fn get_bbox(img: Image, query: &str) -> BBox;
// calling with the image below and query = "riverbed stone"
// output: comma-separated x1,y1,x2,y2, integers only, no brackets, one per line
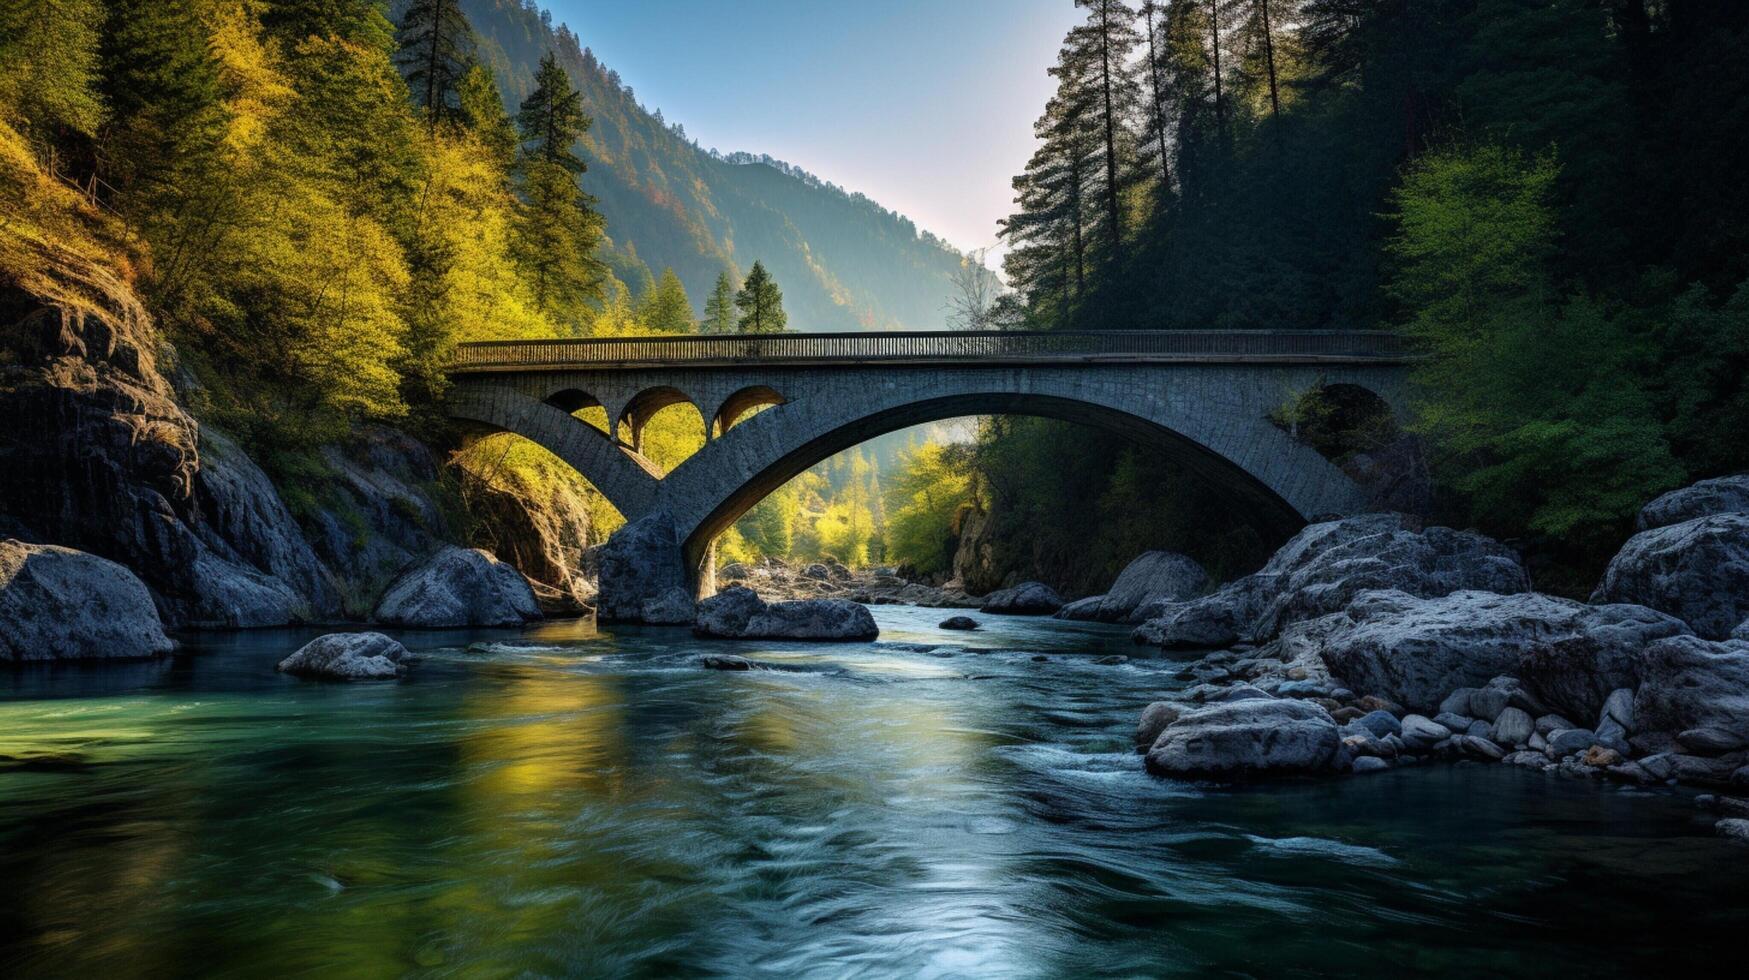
980,581,1064,615
1356,710,1401,738
1144,698,1341,779
1439,688,1475,717
276,632,407,680
640,587,696,625
372,547,541,628
1633,635,1749,750
0,541,175,661
1518,604,1692,722
1400,714,1450,748
1546,728,1597,757
1637,474,1749,531
595,512,689,623
694,586,878,641
1593,513,1749,640
1493,707,1535,747
939,616,980,631
1351,756,1390,774
1433,712,1474,733
1136,701,1183,751
1059,551,1207,623
1133,514,1529,650
1715,818,1749,844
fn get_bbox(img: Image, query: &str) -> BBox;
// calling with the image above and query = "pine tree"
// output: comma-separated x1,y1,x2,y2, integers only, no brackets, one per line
265,0,395,50
1002,56,1097,314
458,63,517,171
512,52,603,318
735,260,787,333
1138,1,1174,195
1067,0,1140,261
703,269,738,333
395,0,475,133
641,267,694,332
99,0,227,198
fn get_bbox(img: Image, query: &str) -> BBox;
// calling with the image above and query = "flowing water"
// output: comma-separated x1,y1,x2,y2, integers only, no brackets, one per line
0,607,1742,977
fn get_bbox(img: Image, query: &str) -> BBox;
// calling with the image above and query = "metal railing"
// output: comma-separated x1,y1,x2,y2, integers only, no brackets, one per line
448,329,1411,372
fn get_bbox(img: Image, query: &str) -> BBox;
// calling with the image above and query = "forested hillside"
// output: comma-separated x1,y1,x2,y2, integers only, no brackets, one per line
457,0,990,331
962,0,1749,596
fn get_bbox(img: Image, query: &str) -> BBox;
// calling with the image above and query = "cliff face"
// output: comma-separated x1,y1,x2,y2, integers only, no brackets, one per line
0,250,469,626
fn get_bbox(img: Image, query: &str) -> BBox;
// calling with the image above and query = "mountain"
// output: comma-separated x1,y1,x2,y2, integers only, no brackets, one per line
460,0,988,331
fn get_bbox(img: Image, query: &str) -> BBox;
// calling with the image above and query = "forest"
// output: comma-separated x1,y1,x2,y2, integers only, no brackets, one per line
968,0,1749,595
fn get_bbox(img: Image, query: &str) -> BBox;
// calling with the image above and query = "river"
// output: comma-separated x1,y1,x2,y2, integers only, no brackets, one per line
1,606,1743,977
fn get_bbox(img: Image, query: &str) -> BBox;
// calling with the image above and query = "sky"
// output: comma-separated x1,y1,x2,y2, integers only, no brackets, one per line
539,0,1083,258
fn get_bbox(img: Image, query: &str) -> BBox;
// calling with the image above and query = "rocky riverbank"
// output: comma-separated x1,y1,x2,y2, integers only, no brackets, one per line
1126,476,1749,839
718,557,982,608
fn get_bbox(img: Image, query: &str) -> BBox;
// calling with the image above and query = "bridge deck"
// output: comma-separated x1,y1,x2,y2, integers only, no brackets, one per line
448,330,1411,373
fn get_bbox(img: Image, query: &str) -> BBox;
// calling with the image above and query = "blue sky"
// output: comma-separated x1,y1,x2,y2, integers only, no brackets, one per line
539,0,1082,257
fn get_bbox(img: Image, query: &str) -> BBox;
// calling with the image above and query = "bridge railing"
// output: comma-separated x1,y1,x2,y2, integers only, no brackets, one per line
449,330,1411,371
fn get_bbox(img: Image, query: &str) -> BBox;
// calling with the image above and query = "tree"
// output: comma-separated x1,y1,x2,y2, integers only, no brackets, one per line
640,267,694,332
0,0,105,147
457,63,517,170
1059,0,1140,261
513,53,604,318
265,0,396,50
946,249,1000,330
735,260,787,332
1138,1,1174,194
702,269,738,333
394,0,475,133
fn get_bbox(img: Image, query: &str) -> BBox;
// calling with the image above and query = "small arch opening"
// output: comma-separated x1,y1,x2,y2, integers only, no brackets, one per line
620,394,707,475
545,388,610,435
715,385,787,436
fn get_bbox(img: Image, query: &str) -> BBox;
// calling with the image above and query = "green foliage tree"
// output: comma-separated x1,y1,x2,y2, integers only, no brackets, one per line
702,269,738,333
1387,143,1679,538
513,52,604,320
394,0,475,132
457,63,517,170
640,267,694,332
883,441,974,576
0,0,105,146
265,0,395,49
734,260,786,332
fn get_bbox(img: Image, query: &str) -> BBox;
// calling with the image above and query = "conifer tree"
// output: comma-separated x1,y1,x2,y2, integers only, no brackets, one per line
703,269,738,333
266,0,395,50
1138,1,1174,194
735,260,787,333
458,63,517,171
395,0,475,133
512,52,603,318
641,268,694,332
1062,0,1140,261
99,0,227,198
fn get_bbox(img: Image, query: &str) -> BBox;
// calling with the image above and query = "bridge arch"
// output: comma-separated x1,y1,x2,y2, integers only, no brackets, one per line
658,372,1375,576
713,385,787,436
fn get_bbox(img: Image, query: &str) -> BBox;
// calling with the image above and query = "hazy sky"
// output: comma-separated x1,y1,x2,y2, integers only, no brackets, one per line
540,0,1082,257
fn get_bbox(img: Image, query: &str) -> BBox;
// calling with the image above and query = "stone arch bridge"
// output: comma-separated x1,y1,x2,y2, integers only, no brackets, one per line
445,330,1411,615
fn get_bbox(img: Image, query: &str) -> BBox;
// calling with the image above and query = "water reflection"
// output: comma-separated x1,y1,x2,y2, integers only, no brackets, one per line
0,607,1744,976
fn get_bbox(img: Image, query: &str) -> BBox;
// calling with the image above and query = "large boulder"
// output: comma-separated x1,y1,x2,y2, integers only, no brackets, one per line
980,581,1064,615
594,512,689,622
1636,475,1749,531
1,541,176,660
1056,551,1207,623
277,632,408,680
1594,514,1749,640
194,428,340,621
1634,635,1749,749
640,586,696,625
694,586,878,640
1144,698,1341,779
1315,590,1583,714
1134,514,1527,649
1517,603,1691,722
372,547,541,628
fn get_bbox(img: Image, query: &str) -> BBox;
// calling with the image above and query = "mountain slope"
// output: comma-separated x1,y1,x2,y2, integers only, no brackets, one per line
462,0,985,331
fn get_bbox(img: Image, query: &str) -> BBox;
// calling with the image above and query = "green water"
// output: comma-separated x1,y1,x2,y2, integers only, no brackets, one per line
0,607,1741,977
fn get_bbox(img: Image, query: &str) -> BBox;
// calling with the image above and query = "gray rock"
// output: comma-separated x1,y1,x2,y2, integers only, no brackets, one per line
1493,707,1535,747
1136,701,1183,751
595,512,689,623
1593,514,1749,640
700,654,755,671
185,547,311,629
1528,731,1549,753
1356,710,1401,739
1546,728,1597,757
1678,728,1748,754
1737,619,1749,642
195,428,340,620
1535,714,1577,736
980,581,1064,615
1715,818,1749,844
276,632,407,680
1433,712,1475,733
1132,515,1528,651
1637,475,1749,531
1400,714,1450,748
1439,688,1476,717
1504,750,1550,768
1212,683,1274,703
1059,551,1207,623
372,547,541,628
1315,590,1575,713
1634,634,1749,749
1519,604,1691,722
694,586,878,641
1465,720,1494,739
1351,756,1390,774
1144,698,1341,779
0,541,175,661
640,587,696,625
1468,676,1546,722
938,616,980,631
1601,688,1635,731
1455,734,1506,760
